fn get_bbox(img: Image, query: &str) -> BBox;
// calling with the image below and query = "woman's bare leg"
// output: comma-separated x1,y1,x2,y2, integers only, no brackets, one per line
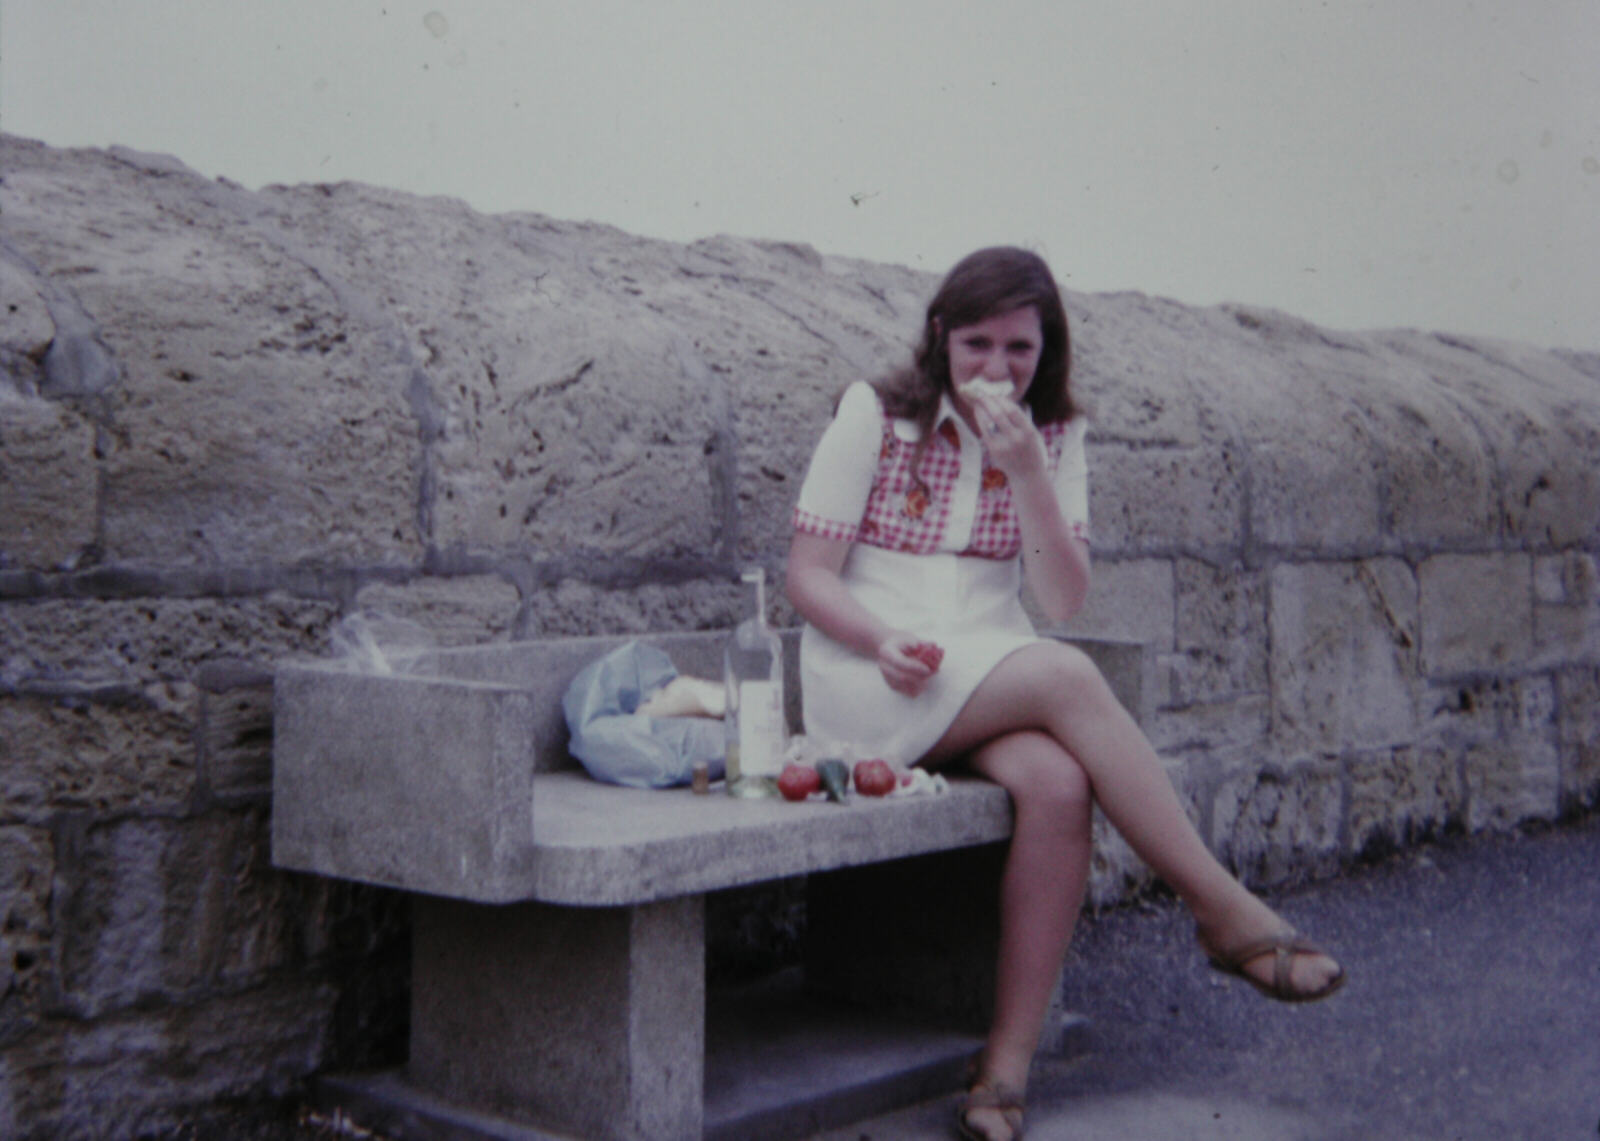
955,730,1093,1141
927,641,1341,995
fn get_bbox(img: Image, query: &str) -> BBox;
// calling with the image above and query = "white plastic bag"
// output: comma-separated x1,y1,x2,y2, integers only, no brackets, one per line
561,641,726,789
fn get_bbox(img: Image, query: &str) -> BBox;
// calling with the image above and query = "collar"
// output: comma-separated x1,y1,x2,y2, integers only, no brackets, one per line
891,394,969,443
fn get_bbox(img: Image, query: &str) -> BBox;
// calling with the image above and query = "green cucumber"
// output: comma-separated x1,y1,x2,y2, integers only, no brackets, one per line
816,759,850,803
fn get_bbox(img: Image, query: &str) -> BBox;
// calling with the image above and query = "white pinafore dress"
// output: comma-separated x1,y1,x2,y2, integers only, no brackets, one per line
791,381,1090,764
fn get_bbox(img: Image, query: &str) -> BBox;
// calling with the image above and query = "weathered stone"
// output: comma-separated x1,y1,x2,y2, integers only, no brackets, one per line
0,687,197,822
4,132,1598,588
1419,673,1562,829
1381,333,1600,549
0,977,335,1140
1087,443,1245,556
521,576,744,638
198,682,274,799
1531,553,1600,666
0,826,54,1044
53,809,305,1017
1170,558,1268,703
53,816,168,1016
1,142,426,567
435,333,725,559
0,388,100,573
1556,666,1600,747
1505,674,1558,734
1249,434,1385,554
1211,758,1343,887
353,575,521,647
1533,551,1597,604
1462,738,1560,830
1562,739,1600,812
0,595,338,685
734,371,845,565
1183,307,1397,555
1054,557,1174,649
1269,559,1420,753
1151,694,1271,753
1345,747,1464,858
1068,293,1207,448
1534,598,1600,667
1418,553,1535,677
1556,666,1600,810
158,808,315,989
1421,677,1506,751
1418,674,1560,824
0,251,56,363
1357,376,1498,549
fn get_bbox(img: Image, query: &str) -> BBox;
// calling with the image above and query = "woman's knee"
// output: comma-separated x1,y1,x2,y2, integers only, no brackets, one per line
1024,641,1117,716
977,730,1092,817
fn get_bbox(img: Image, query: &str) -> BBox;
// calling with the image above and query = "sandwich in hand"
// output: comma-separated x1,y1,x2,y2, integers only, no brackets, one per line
957,376,1015,402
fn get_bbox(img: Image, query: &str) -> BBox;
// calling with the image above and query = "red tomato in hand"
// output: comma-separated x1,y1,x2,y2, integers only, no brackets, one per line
853,759,898,798
908,641,944,672
778,763,821,802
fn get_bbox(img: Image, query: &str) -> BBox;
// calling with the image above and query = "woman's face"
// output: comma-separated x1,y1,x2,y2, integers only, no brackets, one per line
944,305,1044,403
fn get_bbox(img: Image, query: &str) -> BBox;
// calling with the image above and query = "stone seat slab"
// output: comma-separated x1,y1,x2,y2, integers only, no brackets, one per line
527,769,1012,906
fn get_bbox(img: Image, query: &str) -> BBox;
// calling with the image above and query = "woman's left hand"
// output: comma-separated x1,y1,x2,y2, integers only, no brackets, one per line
971,393,1047,482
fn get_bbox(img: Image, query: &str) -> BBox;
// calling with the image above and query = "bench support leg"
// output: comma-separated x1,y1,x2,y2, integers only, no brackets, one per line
410,894,705,1141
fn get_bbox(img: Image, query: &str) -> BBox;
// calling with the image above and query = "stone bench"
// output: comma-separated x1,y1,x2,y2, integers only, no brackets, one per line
271,629,1151,1141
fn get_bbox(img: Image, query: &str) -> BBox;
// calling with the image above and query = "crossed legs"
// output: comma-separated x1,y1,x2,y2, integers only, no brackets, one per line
925,642,1341,1138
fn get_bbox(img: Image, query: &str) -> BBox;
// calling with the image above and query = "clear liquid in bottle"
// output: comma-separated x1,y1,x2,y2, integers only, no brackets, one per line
724,567,786,798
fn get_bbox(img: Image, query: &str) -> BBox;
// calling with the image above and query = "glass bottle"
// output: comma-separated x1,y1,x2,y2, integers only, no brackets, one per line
724,567,786,798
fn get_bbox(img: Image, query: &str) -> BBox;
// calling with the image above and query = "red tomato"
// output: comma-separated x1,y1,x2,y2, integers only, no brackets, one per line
853,759,897,798
908,641,944,672
778,763,821,802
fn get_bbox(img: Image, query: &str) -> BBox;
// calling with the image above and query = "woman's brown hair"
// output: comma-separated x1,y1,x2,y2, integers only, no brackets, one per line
872,246,1077,485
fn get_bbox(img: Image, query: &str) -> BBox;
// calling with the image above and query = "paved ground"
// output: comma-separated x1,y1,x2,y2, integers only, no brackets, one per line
810,815,1600,1141
215,815,1598,1141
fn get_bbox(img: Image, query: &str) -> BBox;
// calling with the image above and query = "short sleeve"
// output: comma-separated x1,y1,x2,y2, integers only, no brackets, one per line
792,382,883,543
1052,417,1091,544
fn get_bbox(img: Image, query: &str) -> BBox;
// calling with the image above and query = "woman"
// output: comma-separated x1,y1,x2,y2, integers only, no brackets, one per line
786,247,1343,1141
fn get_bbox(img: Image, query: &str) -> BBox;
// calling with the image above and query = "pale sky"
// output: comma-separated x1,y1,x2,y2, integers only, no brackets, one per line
3,1,1597,349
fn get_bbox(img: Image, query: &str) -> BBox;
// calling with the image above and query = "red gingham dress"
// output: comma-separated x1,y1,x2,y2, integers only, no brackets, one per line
791,381,1090,763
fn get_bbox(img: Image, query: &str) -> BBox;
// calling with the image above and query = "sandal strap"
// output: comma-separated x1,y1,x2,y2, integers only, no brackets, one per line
1217,931,1329,997
1204,928,1315,964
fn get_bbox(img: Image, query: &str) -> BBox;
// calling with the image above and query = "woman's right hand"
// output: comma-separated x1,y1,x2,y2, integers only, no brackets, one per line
877,630,937,696
789,533,935,695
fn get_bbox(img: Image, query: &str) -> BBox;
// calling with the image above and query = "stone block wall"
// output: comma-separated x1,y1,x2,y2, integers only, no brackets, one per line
2,134,1598,1136
1050,305,1600,901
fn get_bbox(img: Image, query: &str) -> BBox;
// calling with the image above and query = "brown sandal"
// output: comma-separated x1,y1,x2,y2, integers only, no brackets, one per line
1197,926,1346,1003
957,1075,1026,1141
